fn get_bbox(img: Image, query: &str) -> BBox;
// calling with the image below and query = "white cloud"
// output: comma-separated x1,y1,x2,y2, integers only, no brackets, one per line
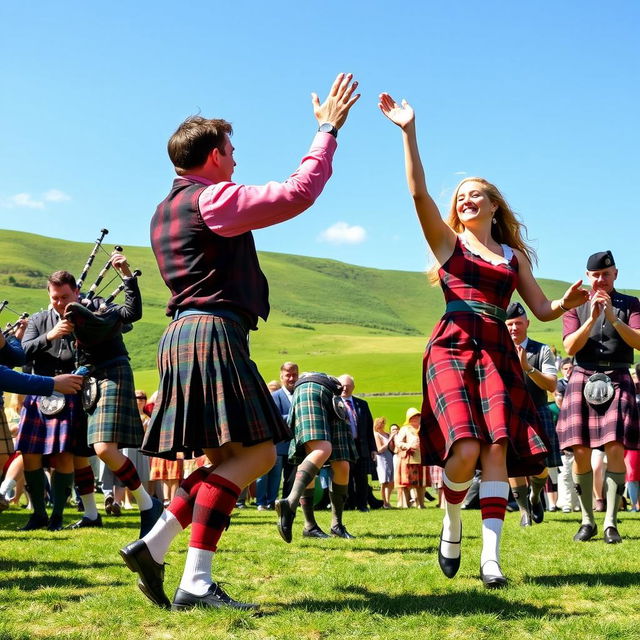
43,189,71,203
6,193,45,209
454,171,467,176
318,221,367,245
1,188,71,209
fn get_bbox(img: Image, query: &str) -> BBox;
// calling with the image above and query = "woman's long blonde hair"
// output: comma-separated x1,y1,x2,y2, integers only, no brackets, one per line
373,417,387,433
427,177,537,284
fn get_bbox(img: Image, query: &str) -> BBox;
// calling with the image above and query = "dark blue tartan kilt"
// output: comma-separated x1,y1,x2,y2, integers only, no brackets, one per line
141,314,291,460
537,404,562,468
288,382,358,464
85,360,143,448
15,393,92,456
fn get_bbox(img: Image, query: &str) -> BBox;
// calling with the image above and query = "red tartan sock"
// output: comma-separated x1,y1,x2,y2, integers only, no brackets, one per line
479,480,509,570
168,466,212,528
190,474,240,552
479,496,508,521
442,482,470,505
112,457,141,491
74,465,95,496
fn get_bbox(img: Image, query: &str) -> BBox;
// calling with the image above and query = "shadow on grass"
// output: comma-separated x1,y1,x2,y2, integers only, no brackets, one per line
530,571,640,587
286,585,575,619
0,559,116,572
310,545,438,555
0,573,126,591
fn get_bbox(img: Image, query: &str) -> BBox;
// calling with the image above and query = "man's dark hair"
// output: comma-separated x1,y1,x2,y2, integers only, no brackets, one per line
168,116,233,171
560,357,573,368
47,270,77,290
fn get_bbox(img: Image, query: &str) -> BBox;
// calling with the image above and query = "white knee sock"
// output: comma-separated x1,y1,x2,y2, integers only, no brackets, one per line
441,473,473,559
131,484,153,511
179,547,214,596
479,480,509,577
142,509,184,564
80,492,98,520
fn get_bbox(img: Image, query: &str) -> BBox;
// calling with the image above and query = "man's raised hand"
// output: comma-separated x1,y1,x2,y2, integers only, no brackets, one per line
312,73,360,130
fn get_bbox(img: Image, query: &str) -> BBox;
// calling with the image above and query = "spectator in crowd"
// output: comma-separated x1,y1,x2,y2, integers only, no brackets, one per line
373,417,394,509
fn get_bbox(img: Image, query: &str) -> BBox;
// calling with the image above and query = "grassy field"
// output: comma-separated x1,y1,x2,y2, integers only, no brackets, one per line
3,228,630,398
1,497,639,639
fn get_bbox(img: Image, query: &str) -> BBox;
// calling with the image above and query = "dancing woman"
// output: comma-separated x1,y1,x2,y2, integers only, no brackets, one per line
379,93,588,588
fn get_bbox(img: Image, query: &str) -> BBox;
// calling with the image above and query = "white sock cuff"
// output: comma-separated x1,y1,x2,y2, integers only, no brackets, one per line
479,480,509,500
442,473,473,492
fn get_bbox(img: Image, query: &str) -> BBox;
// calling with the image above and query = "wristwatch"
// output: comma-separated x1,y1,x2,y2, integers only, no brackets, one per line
318,122,338,138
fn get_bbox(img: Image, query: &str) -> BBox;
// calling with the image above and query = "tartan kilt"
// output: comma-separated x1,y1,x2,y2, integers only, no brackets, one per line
15,393,91,456
86,361,143,448
149,456,184,481
288,381,358,464
420,313,549,477
556,366,639,450
538,404,563,468
142,314,290,459
0,411,13,456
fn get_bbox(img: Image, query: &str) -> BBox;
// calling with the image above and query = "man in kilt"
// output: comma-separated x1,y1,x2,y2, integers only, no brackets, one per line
62,256,163,537
0,322,84,516
557,251,640,543
119,73,360,612
15,271,98,530
276,373,358,541
505,302,561,527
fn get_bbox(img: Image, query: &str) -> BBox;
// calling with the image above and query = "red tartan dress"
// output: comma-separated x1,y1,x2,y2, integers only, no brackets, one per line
420,237,549,477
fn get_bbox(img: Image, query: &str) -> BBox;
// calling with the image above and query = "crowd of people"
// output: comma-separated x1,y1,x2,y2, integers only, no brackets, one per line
1,73,639,612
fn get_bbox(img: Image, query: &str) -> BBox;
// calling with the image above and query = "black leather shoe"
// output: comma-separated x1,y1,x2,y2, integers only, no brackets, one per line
520,510,532,527
573,523,598,542
47,514,64,531
438,525,462,578
330,524,355,539
19,513,49,531
480,562,508,589
530,497,544,524
139,497,164,538
119,539,171,609
66,514,103,529
604,526,622,544
275,499,295,543
171,583,258,611
302,525,329,539
357,506,370,513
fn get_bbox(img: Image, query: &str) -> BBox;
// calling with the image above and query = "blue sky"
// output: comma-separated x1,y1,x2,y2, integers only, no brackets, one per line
1,1,638,287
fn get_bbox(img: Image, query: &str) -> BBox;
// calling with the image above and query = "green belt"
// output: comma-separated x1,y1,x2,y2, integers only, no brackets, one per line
445,300,507,322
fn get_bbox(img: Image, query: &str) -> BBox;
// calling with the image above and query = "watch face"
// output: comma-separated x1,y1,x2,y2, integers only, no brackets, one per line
319,123,337,135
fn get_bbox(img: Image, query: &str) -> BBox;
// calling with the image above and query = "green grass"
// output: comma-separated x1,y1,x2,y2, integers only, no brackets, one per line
1,499,639,639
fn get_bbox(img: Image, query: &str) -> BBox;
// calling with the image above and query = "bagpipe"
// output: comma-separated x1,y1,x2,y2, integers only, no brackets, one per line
38,229,142,416
0,301,29,338
64,228,142,348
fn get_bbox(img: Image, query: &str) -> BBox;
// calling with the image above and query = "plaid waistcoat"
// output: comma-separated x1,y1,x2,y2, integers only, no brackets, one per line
151,178,269,327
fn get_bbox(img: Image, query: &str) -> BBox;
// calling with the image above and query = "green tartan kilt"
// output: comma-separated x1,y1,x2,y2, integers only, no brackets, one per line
288,381,357,463
86,360,143,447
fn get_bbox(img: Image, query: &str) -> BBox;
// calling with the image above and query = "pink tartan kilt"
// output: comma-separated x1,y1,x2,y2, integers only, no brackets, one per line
397,458,430,487
556,366,639,450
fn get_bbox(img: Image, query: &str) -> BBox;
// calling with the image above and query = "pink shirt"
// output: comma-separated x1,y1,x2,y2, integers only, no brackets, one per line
183,132,337,238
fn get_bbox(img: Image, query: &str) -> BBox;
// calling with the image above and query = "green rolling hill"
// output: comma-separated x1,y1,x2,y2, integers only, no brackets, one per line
1,230,633,424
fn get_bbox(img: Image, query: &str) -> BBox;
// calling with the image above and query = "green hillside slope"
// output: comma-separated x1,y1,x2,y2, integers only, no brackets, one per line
2,229,635,416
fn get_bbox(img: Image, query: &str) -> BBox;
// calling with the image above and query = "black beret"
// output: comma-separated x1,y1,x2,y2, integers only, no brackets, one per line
506,301,527,319
586,251,615,271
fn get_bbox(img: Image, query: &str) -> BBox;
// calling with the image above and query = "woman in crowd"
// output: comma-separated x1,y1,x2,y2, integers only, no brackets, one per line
373,417,394,508
394,408,429,508
379,92,587,587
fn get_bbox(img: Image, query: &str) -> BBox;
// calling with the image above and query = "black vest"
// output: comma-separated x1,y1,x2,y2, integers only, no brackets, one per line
573,290,636,365
151,178,269,328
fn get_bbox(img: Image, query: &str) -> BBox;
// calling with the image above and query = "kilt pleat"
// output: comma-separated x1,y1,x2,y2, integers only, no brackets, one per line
556,366,639,450
288,381,357,463
86,361,143,447
16,393,90,456
0,411,14,456
538,404,563,468
142,315,290,459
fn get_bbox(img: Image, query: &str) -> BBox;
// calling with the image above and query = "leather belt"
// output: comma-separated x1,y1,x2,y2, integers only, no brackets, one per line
576,361,631,371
